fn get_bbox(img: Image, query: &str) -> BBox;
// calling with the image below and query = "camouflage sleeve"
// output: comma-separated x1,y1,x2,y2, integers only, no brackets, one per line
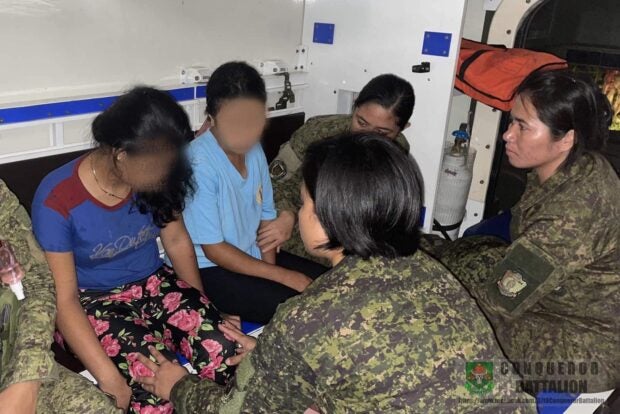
237,323,316,413
169,374,227,414
477,213,583,320
38,365,121,414
269,121,313,215
0,180,58,387
270,116,342,215
272,168,303,214
435,236,509,294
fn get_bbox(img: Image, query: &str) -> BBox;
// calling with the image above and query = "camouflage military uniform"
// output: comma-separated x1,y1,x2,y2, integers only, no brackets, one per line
269,115,410,264
171,251,536,413
0,179,120,413
438,152,620,392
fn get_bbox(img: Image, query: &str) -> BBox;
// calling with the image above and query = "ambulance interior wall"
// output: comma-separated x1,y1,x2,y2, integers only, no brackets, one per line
0,0,304,156
1,0,489,233
0,0,303,105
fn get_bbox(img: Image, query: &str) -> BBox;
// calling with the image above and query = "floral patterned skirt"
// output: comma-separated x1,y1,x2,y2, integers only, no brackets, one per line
56,266,237,414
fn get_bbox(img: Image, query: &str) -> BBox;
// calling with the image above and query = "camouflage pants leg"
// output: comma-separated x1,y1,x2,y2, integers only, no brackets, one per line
36,365,122,414
435,235,509,294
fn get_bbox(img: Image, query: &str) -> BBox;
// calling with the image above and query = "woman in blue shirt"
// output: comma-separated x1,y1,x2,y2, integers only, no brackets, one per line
184,62,326,324
32,87,236,414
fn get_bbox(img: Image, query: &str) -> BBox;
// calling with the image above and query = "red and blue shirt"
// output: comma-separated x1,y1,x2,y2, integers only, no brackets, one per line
32,156,162,291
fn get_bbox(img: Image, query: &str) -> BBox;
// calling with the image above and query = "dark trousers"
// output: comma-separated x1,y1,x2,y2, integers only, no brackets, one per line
200,251,328,324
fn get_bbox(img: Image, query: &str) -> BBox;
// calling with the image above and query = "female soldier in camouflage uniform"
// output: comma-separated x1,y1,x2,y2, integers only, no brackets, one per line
0,179,120,414
135,133,536,413
260,74,415,263
436,70,620,393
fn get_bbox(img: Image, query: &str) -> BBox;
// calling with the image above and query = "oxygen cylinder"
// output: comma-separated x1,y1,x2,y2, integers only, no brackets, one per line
433,127,476,240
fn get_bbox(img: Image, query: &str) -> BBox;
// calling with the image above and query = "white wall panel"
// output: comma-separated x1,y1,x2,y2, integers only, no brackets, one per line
301,0,469,231
0,0,304,105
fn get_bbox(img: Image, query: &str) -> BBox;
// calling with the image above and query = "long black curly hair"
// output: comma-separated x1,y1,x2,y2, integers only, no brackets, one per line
91,86,195,227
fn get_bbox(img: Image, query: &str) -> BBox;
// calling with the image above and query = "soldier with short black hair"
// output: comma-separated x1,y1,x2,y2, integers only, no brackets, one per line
135,133,536,413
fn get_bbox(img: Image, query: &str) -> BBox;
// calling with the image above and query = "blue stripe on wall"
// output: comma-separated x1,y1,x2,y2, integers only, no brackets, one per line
0,86,207,126
167,87,196,102
196,85,207,99
0,96,118,125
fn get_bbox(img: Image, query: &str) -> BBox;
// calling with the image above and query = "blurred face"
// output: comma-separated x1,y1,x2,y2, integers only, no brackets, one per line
351,102,402,139
210,98,267,154
299,184,331,260
115,145,178,192
503,95,574,182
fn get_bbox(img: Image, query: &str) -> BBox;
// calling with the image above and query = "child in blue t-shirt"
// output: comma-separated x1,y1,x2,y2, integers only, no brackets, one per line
32,87,236,414
184,62,326,324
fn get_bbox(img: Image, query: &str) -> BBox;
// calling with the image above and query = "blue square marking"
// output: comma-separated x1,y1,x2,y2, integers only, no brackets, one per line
422,32,453,57
313,22,335,45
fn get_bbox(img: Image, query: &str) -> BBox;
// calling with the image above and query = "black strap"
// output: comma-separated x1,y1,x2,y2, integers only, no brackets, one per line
433,219,463,241
456,61,567,106
458,49,492,80
462,38,507,49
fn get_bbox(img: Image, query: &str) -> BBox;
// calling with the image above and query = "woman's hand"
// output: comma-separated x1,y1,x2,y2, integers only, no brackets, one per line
0,381,40,414
99,374,132,411
136,346,189,402
221,313,242,330
258,211,295,253
218,320,257,366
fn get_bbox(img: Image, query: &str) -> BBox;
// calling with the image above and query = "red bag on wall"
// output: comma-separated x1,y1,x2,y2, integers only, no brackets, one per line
455,39,568,111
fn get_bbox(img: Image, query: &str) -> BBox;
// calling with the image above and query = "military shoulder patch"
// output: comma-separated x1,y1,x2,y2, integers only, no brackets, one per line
269,159,287,180
269,142,302,182
485,240,557,317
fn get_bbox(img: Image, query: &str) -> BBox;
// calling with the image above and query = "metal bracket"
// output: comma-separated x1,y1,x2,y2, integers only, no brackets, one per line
294,44,308,71
274,72,296,110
